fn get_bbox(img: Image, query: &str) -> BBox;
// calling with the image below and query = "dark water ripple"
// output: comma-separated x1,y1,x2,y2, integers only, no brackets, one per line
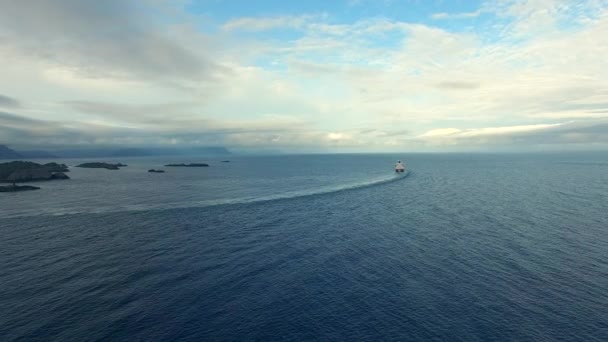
1,153,608,341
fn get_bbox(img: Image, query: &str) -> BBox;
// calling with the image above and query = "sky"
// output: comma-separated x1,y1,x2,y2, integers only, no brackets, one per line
0,0,607,152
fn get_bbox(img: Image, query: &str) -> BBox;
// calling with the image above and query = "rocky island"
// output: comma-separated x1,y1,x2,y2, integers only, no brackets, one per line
165,163,209,167
0,185,41,192
148,169,165,173
0,161,70,192
75,162,127,170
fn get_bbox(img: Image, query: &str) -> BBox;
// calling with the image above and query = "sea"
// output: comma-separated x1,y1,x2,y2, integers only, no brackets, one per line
1,153,607,341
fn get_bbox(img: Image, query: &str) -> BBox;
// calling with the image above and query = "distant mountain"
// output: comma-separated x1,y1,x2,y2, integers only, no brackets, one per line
110,148,155,157
0,145,57,159
0,145,231,159
172,147,232,156
0,145,23,159
51,146,232,158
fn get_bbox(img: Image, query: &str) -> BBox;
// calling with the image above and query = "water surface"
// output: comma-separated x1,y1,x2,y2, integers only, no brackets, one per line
1,153,607,341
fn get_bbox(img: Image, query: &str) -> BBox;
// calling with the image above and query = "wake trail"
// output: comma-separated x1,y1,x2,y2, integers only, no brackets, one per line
2,171,411,218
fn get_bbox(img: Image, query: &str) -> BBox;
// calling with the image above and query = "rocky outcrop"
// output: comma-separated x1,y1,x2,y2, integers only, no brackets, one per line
5,169,53,182
165,163,209,167
41,162,69,172
0,161,70,183
75,162,127,170
51,172,70,179
0,185,40,192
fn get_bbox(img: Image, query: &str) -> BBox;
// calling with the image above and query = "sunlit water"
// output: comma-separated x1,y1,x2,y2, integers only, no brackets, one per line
1,153,607,341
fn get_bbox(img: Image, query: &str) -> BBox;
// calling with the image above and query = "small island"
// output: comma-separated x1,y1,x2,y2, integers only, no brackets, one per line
148,169,165,173
1,161,70,183
1,161,70,192
165,163,209,167
0,185,41,192
75,162,127,170
221,160,230,163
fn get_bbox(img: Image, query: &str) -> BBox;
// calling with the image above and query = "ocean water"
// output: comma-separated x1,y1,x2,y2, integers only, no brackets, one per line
1,153,607,341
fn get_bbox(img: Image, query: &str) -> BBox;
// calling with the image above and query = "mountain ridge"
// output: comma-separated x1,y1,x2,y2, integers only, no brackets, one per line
0,145,23,159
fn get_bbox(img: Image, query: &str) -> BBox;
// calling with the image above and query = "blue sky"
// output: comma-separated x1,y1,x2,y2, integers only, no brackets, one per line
0,0,607,152
186,0,483,23
190,0,396,20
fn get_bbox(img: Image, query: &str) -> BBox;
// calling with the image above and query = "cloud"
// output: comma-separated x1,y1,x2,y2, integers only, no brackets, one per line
431,10,483,20
0,111,42,126
3,107,608,151
0,111,137,145
420,128,462,137
222,14,321,31
1,0,608,152
63,101,198,125
0,94,20,108
427,123,566,138
222,15,406,37
0,0,228,87
0,109,320,149
415,120,608,149
435,81,480,90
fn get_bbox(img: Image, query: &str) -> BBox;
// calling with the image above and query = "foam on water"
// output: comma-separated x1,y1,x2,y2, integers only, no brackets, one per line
1,170,409,218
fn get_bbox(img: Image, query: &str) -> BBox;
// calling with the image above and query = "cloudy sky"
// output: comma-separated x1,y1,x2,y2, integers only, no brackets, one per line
1,0,607,152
